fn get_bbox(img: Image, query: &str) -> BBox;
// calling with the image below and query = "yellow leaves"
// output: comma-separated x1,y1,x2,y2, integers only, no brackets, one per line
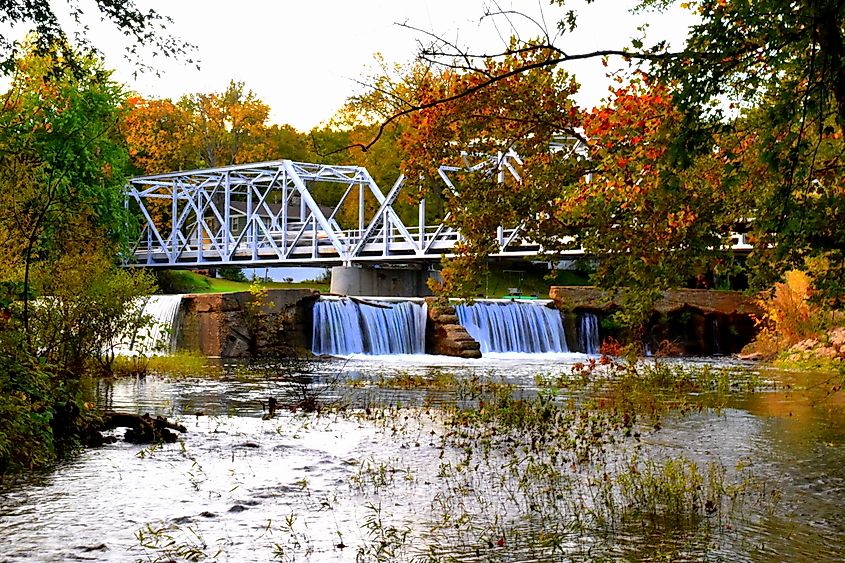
752,269,820,353
667,208,697,230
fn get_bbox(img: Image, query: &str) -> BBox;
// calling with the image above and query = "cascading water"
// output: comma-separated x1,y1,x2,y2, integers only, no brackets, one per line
578,312,600,355
113,295,183,356
311,298,428,355
455,301,568,353
711,317,723,355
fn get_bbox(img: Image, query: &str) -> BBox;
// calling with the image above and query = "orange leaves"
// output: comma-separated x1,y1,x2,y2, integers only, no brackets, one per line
123,97,193,174
666,208,697,230
401,50,582,187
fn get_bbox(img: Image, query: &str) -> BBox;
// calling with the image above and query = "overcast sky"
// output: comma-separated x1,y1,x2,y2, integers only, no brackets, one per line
70,1,695,131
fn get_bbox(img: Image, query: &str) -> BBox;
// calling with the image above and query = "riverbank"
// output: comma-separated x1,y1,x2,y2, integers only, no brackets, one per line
155,270,331,295
766,326,845,373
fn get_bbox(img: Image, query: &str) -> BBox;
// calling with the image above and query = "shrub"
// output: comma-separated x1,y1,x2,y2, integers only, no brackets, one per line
746,269,828,357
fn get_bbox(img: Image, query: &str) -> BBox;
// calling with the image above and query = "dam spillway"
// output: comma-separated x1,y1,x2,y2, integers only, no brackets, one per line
311,297,428,355
455,301,569,354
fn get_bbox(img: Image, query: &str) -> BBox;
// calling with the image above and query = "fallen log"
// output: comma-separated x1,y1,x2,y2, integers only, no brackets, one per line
91,412,187,445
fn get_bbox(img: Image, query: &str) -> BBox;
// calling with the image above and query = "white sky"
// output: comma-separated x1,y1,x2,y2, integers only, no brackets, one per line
84,1,693,131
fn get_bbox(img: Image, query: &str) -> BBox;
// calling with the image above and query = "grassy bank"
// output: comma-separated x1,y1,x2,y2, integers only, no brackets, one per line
152,266,586,298
155,270,331,294
481,267,589,298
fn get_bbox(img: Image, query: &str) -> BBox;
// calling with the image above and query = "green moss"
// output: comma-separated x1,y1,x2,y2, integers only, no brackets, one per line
773,353,843,375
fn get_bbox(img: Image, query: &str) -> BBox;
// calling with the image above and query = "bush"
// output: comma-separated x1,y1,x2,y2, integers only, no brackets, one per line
0,350,57,476
218,267,247,282
746,269,828,357
29,251,157,375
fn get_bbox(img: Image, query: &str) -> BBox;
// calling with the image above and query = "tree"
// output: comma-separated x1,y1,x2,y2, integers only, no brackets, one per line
178,80,273,168
123,97,198,174
263,123,314,162
554,77,754,321
0,45,134,337
355,1,845,305
640,0,845,302
0,45,159,476
0,0,193,76
124,86,318,175
373,51,583,296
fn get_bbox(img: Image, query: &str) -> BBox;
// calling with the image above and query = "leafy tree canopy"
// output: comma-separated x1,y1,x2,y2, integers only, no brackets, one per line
351,0,845,308
0,0,193,76
0,43,134,333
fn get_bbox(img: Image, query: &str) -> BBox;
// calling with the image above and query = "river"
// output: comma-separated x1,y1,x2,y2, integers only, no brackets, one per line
0,354,843,562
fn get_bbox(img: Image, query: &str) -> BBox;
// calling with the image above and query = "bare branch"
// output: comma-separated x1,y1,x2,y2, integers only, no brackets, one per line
343,47,680,155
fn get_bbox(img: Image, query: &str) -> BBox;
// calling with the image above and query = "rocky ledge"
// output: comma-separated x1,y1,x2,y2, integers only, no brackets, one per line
549,286,761,316
782,327,845,365
426,299,482,359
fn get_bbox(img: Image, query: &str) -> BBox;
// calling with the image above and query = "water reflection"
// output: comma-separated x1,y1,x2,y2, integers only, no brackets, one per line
0,356,842,562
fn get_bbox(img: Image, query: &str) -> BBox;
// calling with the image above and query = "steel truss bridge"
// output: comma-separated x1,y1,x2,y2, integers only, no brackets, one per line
125,150,752,268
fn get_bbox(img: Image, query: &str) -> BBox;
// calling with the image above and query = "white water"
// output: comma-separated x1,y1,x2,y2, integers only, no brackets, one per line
579,312,600,355
112,295,183,356
455,301,568,353
712,317,723,355
311,298,428,355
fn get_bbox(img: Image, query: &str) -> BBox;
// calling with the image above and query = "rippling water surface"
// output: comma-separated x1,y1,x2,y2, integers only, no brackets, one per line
1,354,843,562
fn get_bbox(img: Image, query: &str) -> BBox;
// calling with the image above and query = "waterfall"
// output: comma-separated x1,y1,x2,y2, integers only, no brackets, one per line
113,295,183,356
578,312,600,355
455,301,568,353
711,317,722,355
311,298,428,355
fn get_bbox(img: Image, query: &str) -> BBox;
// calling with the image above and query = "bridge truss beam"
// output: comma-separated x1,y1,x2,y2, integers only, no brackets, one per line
125,152,753,269
125,156,555,268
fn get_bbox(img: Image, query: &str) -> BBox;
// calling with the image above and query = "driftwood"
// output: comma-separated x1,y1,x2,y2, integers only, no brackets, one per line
89,412,187,445
349,296,392,309
261,395,320,419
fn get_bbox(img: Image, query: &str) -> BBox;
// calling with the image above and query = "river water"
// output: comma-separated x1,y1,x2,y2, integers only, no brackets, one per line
0,354,843,562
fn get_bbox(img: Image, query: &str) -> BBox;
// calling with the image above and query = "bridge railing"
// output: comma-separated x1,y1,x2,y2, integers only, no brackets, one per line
126,155,754,268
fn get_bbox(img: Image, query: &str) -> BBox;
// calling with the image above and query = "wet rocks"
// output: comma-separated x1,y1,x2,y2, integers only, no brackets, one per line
782,327,845,365
79,543,108,552
180,289,319,357
426,299,482,359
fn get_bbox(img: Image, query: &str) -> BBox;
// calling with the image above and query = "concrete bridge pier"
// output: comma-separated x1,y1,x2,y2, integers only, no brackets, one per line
330,265,439,297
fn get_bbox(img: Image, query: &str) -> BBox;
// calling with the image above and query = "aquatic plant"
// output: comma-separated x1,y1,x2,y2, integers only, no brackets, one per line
126,359,781,562
135,522,217,562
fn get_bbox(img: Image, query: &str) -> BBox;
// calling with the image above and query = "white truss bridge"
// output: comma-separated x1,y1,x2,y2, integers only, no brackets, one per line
125,151,753,268
128,152,563,267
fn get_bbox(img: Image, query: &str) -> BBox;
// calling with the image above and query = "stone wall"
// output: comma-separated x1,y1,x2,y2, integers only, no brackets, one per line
425,298,482,358
179,289,318,357
549,286,761,356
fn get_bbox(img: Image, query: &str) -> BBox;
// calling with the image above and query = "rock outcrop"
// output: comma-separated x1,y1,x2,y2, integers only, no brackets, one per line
549,286,761,356
179,289,318,357
549,286,762,316
426,299,482,358
782,327,845,364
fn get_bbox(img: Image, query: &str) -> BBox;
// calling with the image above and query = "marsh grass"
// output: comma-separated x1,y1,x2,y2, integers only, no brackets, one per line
135,521,218,562
110,352,214,378
136,359,780,562
402,361,774,560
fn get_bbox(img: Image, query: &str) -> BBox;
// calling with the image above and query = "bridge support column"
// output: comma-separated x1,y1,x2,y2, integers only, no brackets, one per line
330,265,438,297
